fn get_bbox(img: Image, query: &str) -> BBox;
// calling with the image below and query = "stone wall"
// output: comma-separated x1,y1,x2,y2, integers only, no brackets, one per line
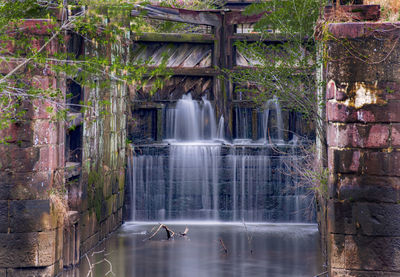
64,26,128,265
0,19,128,275
0,19,66,276
326,22,400,276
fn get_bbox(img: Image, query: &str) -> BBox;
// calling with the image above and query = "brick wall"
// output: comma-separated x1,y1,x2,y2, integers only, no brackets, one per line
326,22,400,276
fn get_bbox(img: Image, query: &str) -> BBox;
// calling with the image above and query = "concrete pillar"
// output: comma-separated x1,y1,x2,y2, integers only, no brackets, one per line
326,22,400,276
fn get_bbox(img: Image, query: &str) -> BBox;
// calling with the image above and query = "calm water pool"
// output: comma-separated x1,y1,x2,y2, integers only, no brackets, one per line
65,222,323,277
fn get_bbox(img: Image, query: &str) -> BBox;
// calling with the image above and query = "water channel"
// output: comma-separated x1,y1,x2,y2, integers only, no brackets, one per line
67,94,322,276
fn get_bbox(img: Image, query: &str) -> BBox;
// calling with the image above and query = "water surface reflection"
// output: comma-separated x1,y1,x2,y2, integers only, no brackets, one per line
65,222,322,277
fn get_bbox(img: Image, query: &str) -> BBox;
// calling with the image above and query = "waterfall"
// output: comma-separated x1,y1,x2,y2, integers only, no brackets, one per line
128,94,313,222
262,96,284,143
217,115,224,140
165,94,217,141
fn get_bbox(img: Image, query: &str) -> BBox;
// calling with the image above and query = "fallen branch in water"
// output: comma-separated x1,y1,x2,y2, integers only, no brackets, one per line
85,249,116,277
147,224,164,240
219,238,228,254
162,224,175,239
146,224,189,240
180,226,189,236
313,271,328,277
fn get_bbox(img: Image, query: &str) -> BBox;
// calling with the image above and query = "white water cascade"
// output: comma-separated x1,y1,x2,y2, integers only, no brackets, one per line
128,94,312,222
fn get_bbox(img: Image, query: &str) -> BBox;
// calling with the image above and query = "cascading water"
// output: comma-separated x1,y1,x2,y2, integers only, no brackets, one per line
217,115,224,141
165,94,217,141
128,94,312,222
261,96,284,144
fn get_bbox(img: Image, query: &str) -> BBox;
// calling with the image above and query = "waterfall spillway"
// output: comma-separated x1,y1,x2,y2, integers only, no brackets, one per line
128,94,312,222
165,94,217,141
262,96,284,143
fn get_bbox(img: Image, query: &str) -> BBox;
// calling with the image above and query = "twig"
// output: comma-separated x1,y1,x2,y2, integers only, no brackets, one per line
219,238,228,254
0,12,83,85
162,224,175,239
242,221,253,255
85,254,93,277
314,271,328,277
146,223,163,240
104,258,116,276
146,223,180,240
179,226,189,236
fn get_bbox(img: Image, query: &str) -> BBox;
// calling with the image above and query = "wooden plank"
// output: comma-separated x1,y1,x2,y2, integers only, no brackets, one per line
132,33,216,44
145,67,220,76
181,46,212,67
131,5,222,27
225,10,267,25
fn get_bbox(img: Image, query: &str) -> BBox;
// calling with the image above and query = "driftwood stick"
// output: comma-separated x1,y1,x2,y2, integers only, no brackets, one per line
242,221,254,254
162,224,175,239
147,224,163,240
180,227,189,236
314,271,328,277
147,224,190,240
219,238,228,254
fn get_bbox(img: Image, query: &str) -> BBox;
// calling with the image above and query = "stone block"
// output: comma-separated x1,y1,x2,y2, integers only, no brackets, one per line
0,122,33,146
327,123,390,148
327,22,400,40
355,202,400,236
327,58,387,83
9,200,57,232
327,100,400,123
112,175,119,195
80,232,100,257
34,145,61,171
337,175,400,203
112,194,118,214
28,99,58,120
392,123,400,147
364,151,400,176
324,5,380,22
33,120,59,146
329,148,361,174
0,171,51,200
0,145,39,172
329,234,345,269
0,233,38,267
6,265,55,277
0,201,8,233
38,231,57,266
79,211,90,241
31,76,58,91
117,190,124,209
327,101,357,123
344,235,400,271
328,200,400,236
327,200,356,235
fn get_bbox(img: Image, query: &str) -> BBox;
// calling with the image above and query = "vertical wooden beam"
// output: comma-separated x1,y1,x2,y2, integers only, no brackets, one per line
221,11,235,139
157,108,163,141
252,109,258,141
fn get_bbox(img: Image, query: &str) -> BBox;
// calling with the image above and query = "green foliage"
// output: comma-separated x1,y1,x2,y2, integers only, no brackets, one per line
246,0,323,39
229,0,327,135
0,0,171,138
